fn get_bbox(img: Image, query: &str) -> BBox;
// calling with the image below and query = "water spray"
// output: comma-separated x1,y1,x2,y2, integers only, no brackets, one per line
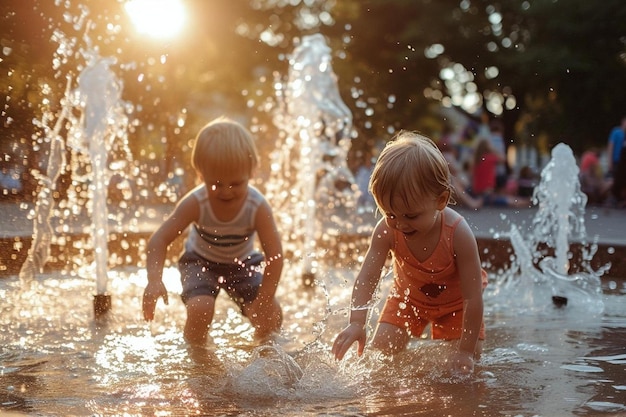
267,34,354,286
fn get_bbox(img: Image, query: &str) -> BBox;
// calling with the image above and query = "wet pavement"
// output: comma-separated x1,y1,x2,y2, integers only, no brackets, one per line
1,201,625,278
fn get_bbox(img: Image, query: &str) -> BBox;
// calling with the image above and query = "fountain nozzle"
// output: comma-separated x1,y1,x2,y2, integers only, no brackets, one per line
94,293,112,318
302,272,315,287
551,295,568,308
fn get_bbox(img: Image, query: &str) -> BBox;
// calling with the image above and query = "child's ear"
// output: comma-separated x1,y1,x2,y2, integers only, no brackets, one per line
436,190,450,210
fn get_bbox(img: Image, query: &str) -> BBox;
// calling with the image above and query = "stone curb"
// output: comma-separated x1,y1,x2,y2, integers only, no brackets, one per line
1,203,625,279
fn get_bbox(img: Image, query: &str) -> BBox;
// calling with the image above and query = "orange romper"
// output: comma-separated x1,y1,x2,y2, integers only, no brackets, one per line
379,212,488,340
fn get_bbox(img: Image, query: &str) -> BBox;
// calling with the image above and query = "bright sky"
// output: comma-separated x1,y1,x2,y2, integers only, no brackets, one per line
125,0,187,39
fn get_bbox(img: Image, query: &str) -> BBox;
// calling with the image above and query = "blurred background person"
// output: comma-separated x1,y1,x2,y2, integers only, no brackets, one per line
606,116,626,177
472,139,530,208
579,147,612,205
487,119,508,194
438,138,482,210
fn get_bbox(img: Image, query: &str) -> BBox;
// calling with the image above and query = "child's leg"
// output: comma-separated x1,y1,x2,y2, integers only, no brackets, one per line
184,295,216,345
371,322,410,354
471,340,483,359
227,252,282,339
178,251,222,345
433,311,485,359
374,290,426,354
243,298,283,339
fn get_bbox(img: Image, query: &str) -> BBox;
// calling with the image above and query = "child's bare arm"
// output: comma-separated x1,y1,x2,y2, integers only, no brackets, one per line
143,195,198,321
332,219,392,359
253,200,284,303
453,219,485,356
349,220,393,325
242,200,283,337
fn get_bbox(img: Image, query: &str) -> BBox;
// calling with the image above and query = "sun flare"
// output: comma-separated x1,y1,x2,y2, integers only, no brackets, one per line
125,0,187,39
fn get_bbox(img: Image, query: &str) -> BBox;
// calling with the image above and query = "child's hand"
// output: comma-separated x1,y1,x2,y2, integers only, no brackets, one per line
446,350,475,375
142,281,169,321
332,322,366,360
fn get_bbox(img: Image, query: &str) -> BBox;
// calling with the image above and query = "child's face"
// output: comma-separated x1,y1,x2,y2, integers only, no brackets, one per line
203,169,249,205
380,191,448,240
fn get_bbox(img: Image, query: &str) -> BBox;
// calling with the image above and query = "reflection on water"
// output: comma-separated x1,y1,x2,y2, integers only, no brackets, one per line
1,266,625,416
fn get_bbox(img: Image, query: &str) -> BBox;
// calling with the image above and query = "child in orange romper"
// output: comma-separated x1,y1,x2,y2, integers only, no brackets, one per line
332,131,487,374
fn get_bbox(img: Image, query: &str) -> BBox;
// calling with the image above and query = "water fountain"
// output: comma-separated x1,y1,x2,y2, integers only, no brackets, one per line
492,143,609,315
18,29,132,319
266,33,359,286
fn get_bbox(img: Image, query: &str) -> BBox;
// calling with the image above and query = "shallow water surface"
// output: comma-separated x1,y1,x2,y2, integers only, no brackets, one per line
1,266,625,416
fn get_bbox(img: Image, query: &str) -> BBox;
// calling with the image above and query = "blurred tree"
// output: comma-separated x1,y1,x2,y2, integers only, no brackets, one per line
2,0,625,197
493,0,626,153
327,0,626,153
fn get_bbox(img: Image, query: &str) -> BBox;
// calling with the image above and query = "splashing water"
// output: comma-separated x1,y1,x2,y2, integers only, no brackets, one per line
491,143,608,315
226,344,363,400
267,34,356,281
19,26,131,297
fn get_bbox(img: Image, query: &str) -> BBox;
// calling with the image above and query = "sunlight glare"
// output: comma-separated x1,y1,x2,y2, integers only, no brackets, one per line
125,0,187,39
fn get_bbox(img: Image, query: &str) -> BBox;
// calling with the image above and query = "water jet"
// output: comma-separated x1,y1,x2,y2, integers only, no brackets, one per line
266,34,358,287
18,30,132,319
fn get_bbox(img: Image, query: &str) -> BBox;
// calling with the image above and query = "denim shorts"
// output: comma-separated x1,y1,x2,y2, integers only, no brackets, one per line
178,251,264,309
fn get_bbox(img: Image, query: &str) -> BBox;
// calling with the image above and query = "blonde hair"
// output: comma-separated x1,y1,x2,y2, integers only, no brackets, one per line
369,131,453,212
191,117,259,178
